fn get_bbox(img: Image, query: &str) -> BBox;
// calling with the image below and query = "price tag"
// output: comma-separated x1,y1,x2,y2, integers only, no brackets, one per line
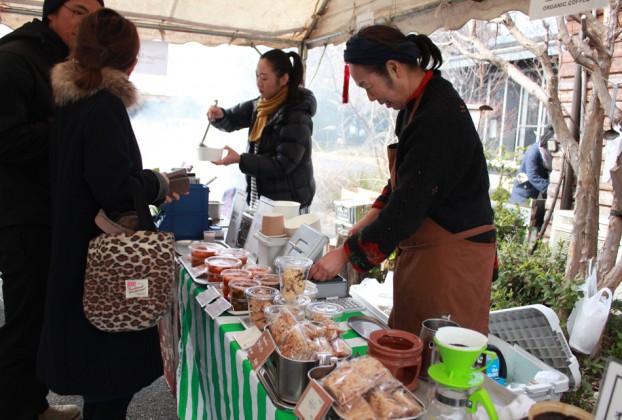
294,379,333,420
233,326,262,350
247,329,276,371
204,296,231,319
195,286,220,307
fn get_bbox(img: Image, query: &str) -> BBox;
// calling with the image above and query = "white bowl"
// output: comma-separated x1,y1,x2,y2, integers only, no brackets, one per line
197,146,223,162
273,201,300,219
284,213,321,237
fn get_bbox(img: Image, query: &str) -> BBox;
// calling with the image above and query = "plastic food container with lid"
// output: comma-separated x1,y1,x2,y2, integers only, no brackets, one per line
273,294,311,308
245,285,279,328
302,282,318,301
273,256,313,301
305,301,344,322
264,304,305,326
205,256,243,283
221,269,253,300
246,264,273,277
218,248,252,266
188,242,223,267
228,278,261,311
253,273,281,290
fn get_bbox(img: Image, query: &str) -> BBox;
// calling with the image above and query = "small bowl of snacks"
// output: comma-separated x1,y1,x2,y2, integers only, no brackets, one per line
273,294,311,308
305,301,345,322
264,304,305,326
273,256,313,302
245,285,279,329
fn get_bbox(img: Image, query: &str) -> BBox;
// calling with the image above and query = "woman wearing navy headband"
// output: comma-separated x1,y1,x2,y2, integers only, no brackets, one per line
310,25,496,336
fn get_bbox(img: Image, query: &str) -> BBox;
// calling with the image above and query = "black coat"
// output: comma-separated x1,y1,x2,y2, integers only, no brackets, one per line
346,74,494,271
212,88,317,208
0,20,68,228
38,61,165,396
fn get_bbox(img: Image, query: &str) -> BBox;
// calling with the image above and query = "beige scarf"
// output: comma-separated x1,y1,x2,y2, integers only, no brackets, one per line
249,87,288,142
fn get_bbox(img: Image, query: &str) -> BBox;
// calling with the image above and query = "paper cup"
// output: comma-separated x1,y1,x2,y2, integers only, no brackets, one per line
261,213,286,237
197,146,224,162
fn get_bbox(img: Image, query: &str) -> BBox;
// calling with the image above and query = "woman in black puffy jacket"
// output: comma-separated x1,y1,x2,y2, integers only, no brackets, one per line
207,49,316,211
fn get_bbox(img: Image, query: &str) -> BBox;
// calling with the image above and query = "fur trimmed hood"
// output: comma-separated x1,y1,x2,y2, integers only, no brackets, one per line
51,60,137,108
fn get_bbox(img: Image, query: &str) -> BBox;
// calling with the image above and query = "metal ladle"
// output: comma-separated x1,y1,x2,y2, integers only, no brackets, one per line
199,99,219,147
604,84,619,140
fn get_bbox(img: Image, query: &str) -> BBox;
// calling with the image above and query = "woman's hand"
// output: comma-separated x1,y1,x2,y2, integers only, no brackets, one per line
213,146,240,166
206,106,223,122
160,172,184,204
309,247,349,281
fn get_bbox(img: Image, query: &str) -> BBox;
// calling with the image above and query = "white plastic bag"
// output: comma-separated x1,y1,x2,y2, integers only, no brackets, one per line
569,287,612,354
567,260,598,334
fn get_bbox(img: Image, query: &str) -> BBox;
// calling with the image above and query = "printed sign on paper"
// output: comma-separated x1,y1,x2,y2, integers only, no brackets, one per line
294,379,334,420
529,0,608,20
247,329,276,371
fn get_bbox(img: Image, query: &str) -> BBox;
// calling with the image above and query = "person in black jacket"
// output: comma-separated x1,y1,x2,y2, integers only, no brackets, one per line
207,49,317,211
39,9,178,420
310,25,496,336
0,1,103,419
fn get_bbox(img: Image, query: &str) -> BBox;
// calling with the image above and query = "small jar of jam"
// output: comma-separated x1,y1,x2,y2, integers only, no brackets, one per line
228,278,261,311
218,248,251,266
253,273,281,290
221,269,252,300
188,242,223,267
205,256,242,284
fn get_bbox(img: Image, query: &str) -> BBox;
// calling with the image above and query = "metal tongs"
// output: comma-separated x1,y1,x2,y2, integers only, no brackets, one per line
199,99,219,147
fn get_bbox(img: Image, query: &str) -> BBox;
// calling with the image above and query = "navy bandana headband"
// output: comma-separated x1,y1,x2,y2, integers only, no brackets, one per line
343,34,421,65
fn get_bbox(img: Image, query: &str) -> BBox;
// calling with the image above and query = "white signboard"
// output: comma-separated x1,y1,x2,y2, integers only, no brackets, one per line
529,0,609,20
135,40,169,76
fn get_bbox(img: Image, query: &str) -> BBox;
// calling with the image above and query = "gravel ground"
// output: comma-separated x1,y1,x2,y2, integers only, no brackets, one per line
0,278,179,420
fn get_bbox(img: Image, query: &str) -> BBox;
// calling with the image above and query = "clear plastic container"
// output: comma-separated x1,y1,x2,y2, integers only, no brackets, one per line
245,285,279,328
246,264,273,277
305,301,345,322
273,294,311,308
229,278,261,302
302,281,318,301
274,256,313,301
264,304,305,326
221,269,253,300
205,256,243,284
218,248,252,266
253,273,281,290
188,242,223,267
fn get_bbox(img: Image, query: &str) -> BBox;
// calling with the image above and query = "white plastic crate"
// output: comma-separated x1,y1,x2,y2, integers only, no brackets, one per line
488,334,569,402
488,304,581,390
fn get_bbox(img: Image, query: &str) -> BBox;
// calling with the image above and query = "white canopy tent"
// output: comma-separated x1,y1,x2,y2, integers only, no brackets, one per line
2,0,528,49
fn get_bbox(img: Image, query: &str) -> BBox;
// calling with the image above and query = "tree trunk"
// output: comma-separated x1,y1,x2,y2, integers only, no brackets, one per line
566,98,604,281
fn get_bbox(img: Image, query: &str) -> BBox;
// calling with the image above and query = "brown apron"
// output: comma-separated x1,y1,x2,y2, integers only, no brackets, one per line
385,99,496,336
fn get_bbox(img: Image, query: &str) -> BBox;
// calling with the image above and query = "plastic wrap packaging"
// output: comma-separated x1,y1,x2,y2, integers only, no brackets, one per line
320,356,424,419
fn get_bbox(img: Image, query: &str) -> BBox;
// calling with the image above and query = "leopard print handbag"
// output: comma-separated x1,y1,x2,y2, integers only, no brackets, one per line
83,179,176,332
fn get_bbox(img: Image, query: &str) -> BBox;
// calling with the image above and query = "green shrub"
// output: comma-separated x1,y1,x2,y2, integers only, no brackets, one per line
492,236,579,316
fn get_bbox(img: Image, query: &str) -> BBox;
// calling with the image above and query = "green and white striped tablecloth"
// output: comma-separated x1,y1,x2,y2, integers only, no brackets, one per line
176,268,370,420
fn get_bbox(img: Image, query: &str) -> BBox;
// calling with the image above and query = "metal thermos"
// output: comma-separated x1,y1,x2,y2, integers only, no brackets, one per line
418,317,460,379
